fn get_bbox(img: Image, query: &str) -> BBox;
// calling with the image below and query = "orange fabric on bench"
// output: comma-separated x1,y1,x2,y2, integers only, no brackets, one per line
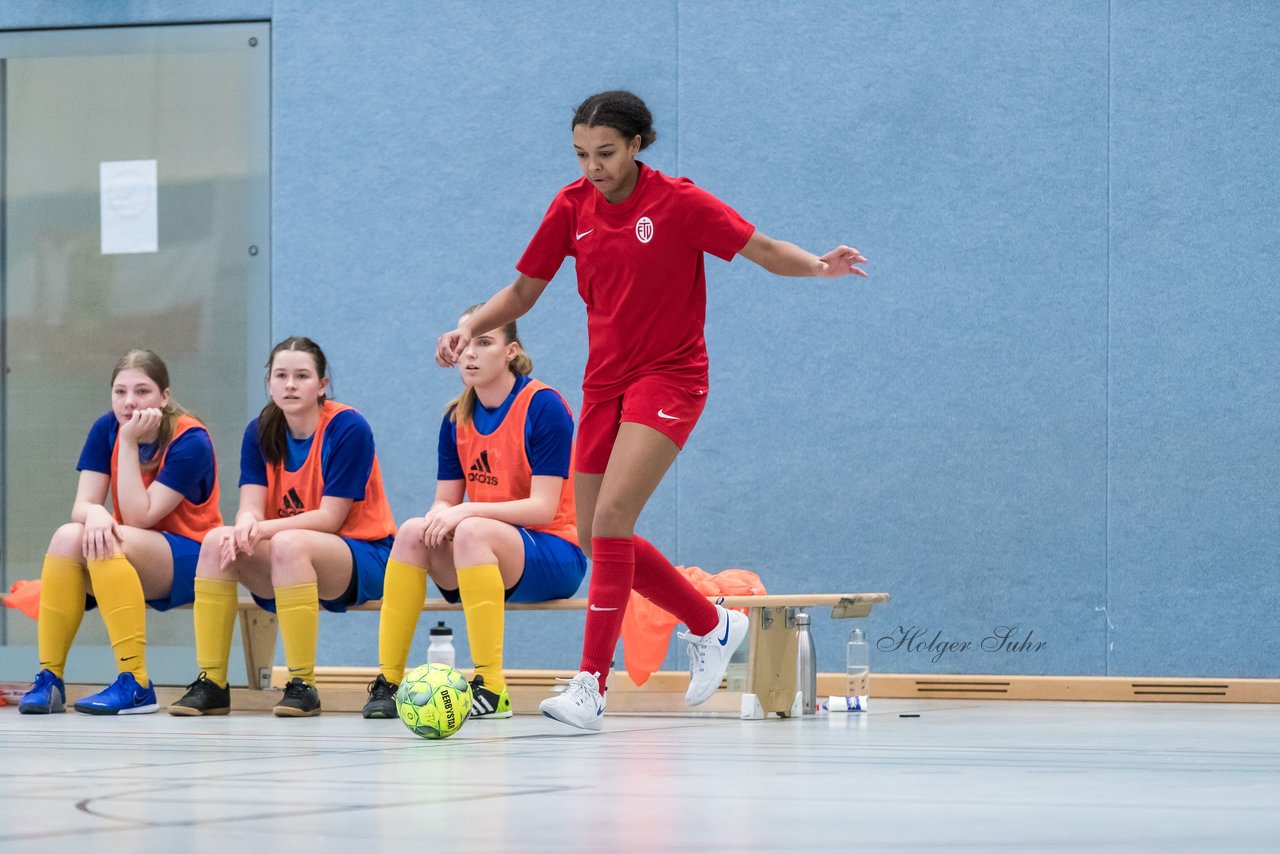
4,579,41,620
621,567,766,686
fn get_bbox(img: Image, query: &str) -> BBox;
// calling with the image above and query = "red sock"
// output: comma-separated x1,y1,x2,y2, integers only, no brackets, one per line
580,536,635,692
633,535,718,636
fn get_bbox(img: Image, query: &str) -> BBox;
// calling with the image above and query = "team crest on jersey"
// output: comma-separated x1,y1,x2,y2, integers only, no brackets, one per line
468,450,499,486
278,487,305,518
635,216,654,244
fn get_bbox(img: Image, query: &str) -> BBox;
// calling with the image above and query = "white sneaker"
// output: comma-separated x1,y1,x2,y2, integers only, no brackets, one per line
539,671,606,731
681,605,749,706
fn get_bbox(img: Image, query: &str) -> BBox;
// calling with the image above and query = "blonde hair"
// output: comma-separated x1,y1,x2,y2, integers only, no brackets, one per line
447,305,533,426
111,349,189,473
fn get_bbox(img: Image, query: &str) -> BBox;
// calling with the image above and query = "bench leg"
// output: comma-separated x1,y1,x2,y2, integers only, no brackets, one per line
239,607,278,690
743,605,798,718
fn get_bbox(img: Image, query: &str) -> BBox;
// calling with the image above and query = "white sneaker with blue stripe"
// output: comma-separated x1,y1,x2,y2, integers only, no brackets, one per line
539,671,606,731
681,604,749,706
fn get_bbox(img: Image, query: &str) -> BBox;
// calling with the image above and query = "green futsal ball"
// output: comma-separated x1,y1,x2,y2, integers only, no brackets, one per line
396,662,473,739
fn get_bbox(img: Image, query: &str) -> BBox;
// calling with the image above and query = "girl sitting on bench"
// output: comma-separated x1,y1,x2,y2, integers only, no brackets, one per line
20,349,221,716
365,306,584,720
170,336,396,717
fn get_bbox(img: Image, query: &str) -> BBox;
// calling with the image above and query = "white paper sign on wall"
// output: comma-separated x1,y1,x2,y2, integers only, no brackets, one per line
100,159,158,255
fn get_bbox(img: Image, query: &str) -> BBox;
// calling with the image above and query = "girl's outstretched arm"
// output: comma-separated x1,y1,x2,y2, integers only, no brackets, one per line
738,231,868,278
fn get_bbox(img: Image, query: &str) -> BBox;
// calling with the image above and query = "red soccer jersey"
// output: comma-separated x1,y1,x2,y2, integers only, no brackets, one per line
516,162,755,402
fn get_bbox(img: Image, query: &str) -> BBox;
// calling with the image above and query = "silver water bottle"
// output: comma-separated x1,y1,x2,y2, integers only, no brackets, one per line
796,610,818,715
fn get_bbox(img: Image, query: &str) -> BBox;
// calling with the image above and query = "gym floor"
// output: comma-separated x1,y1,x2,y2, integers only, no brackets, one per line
0,699,1276,852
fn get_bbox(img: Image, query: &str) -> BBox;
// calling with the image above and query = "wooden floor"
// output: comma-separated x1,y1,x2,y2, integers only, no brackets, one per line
1,698,1277,852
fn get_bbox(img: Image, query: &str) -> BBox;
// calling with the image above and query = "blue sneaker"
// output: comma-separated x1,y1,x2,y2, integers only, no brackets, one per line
19,669,66,714
73,672,158,716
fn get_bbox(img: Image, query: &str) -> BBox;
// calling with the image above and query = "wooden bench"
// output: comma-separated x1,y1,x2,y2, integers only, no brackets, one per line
237,592,890,718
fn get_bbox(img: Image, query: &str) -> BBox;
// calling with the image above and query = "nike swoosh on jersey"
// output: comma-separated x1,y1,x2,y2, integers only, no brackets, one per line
588,604,618,612
657,409,679,421
576,229,594,239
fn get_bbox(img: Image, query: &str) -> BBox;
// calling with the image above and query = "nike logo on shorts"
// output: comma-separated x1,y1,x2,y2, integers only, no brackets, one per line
589,604,618,612
576,229,594,240
657,409,679,421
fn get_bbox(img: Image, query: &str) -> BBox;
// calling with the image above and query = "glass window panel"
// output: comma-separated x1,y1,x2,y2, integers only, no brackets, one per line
1,23,269,686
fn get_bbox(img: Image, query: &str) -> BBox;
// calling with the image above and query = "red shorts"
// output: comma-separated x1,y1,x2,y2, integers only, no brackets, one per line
574,375,709,474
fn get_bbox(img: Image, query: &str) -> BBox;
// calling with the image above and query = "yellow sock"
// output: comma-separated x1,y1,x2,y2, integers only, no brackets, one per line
378,558,427,684
193,578,239,688
275,582,319,685
86,554,149,685
457,563,505,692
37,554,88,679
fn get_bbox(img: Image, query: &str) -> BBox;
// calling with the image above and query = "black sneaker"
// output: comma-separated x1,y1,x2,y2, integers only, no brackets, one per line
273,677,321,717
168,672,231,716
469,675,512,719
362,674,399,719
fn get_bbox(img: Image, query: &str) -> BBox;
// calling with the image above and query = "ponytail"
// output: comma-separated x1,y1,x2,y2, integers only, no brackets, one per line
146,400,192,472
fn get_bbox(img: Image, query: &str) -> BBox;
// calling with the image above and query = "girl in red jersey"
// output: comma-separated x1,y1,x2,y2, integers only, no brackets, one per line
169,336,396,718
18,350,222,716
437,90,868,730
364,306,585,720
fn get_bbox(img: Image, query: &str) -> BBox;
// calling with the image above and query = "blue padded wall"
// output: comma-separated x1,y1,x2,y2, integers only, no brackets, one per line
1107,1,1280,675
3,1,1275,678
268,1,683,671
677,1,1111,675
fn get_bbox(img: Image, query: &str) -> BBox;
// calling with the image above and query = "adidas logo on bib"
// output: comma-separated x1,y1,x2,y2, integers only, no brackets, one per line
278,487,305,518
468,450,499,486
